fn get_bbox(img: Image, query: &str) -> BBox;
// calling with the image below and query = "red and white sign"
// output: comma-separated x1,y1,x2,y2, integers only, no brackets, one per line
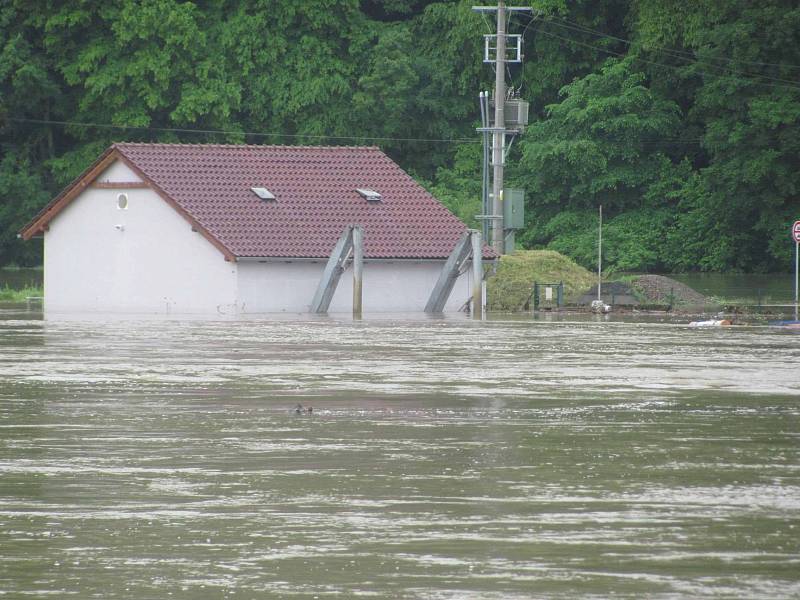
793,220,800,243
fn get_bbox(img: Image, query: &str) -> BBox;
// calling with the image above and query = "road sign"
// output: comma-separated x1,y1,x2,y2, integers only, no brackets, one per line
793,220,800,243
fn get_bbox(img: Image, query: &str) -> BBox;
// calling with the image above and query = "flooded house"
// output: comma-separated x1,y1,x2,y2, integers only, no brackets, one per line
20,143,490,314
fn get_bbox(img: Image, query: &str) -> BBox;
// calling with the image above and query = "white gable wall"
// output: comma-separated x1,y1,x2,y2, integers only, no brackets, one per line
236,260,472,313
95,160,143,183
44,161,237,313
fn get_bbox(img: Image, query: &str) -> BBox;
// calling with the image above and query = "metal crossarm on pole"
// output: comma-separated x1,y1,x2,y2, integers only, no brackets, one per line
483,34,523,63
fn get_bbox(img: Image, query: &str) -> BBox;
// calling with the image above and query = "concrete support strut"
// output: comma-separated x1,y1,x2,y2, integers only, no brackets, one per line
311,225,356,314
425,229,484,316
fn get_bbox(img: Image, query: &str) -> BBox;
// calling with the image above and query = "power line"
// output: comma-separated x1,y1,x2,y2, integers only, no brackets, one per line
6,117,481,145
479,11,493,34
547,14,800,72
533,25,800,92
507,12,540,94
514,11,800,90
530,138,702,146
5,118,709,147
543,17,800,87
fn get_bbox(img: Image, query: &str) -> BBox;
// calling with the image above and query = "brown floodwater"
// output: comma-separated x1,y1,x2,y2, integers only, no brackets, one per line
1,309,799,598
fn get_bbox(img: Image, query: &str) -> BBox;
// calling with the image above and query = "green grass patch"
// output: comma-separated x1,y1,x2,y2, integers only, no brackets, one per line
0,285,43,303
487,250,596,311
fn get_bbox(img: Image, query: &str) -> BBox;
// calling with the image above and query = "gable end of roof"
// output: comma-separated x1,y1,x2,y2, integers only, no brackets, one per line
18,145,236,262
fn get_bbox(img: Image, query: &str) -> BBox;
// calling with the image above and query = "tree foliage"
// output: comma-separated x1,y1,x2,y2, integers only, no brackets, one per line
509,0,800,272
0,0,798,271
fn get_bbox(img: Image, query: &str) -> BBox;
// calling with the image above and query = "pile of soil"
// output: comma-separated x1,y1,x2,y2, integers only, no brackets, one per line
630,275,708,306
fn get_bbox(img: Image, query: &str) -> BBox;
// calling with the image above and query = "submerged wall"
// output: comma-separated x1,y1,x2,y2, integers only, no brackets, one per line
236,260,473,313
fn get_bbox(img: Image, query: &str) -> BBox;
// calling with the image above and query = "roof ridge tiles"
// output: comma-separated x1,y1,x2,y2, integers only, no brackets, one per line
113,142,381,151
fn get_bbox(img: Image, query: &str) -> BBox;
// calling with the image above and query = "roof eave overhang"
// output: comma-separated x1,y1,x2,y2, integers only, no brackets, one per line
19,147,118,241
236,255,498,262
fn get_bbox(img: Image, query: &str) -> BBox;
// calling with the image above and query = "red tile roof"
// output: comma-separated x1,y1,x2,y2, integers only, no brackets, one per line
79,143,491,260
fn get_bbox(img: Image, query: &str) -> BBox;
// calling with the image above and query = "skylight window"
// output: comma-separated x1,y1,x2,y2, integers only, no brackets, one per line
251,187,275,200
356,188,381,202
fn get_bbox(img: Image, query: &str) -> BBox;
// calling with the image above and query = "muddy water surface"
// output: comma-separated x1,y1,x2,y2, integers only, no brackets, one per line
1,310,799,598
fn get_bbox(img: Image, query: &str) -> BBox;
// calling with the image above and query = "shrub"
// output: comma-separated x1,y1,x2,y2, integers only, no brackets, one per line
487,250,596,311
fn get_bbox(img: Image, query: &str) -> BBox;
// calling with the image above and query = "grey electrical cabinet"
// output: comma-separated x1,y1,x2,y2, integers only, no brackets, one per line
504,100,529,131
489,99,530,132
503,188,525,230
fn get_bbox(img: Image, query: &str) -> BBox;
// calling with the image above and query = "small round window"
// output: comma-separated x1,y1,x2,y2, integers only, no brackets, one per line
117,193,129,210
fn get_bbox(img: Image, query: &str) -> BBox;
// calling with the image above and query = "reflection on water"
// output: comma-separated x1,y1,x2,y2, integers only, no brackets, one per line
1,309,799,598
668,272,795,303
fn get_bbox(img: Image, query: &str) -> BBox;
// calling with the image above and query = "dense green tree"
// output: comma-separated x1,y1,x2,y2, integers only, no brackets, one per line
0,0,798,272
0,152,47,265
632,0,800,272
512,55,685,271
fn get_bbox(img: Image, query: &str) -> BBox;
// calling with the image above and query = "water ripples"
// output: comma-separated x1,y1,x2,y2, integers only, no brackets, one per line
1,311,799,597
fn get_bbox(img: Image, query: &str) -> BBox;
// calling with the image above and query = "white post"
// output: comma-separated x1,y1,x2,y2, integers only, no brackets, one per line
597,205,603,301
795,240,798,321
352,225,363,319
472,231,484,319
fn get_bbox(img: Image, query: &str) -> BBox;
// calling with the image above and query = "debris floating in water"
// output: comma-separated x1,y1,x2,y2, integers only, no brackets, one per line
591,299,611,314
689,319,732,328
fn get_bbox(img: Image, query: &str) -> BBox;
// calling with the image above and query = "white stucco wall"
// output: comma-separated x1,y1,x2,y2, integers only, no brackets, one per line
236,259,473,313
44,160,238,313
95,160,143,183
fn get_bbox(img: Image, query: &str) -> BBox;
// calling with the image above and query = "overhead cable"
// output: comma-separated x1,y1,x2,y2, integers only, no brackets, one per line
543,17,800,87
546,14,800,72
7,117,481,145
533,26,800,92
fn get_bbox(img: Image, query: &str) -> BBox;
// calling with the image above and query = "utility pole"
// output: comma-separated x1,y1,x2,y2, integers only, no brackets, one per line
492,0,506,255
474,3,531,255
